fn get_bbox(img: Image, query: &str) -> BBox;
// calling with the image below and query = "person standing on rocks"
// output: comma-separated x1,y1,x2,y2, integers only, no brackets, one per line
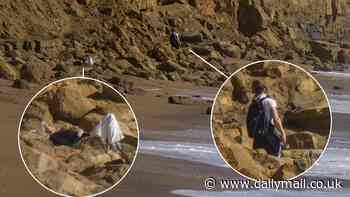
247,80,287,157
170,29,181,49
85,55,94,66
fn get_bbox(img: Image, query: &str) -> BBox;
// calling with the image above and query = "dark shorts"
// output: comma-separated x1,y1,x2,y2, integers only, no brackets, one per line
253,131,281,157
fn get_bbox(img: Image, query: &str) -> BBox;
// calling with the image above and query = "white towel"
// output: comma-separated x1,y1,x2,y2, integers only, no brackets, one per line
92,113,124,145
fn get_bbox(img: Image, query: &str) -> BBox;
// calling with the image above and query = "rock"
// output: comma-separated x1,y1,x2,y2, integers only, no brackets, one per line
53,63,73,74
160,0,184,6
148,45,176,62
237,1,268,36
130,0,158,10
0,58,19,80
265,63,290,78
158,60,186,73
101,85,124,103
110,59,133,73
256,29,283,48
296,77,317,94
23,40,34,51
337,49,349,64
282,149,322,171
192,47,212,56
180,33,203,44
340,42,350,49
285,107,330,134
168,95,212,105
12,79,31,89
20,59,53,83
98,7,114,16
95,100,135,125
217,141,269,180
25,101,53,123
310,41,338,63
231,76,249,104
79,112,104,132
166,71,180,81
333,85,343,90
213,42,241,58
273,162,301,180
76,0,91,6
49,84,96,124
287,131,327,149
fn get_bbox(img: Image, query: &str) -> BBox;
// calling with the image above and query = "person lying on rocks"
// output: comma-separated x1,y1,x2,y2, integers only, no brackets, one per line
39,113,125,153
247,80,287,157
40,121,88,147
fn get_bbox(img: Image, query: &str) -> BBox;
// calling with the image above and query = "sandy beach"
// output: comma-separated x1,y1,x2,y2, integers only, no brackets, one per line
1,71,350,196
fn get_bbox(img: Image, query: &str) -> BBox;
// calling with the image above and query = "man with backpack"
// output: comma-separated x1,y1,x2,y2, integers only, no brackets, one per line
246,80,287,157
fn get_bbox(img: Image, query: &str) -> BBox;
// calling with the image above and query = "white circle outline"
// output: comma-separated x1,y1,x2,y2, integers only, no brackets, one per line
209,60,333,181
17,76,141,197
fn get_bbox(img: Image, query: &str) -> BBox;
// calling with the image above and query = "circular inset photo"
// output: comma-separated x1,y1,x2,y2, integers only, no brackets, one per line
18,77,139,197
211,60,332,180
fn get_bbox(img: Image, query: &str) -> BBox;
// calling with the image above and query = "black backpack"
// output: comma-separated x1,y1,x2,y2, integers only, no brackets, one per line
246,96,272,138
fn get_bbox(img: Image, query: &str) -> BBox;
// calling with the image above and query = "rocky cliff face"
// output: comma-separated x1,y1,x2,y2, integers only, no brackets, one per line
0,0,349,86
212,62,331,180
19,79,138,196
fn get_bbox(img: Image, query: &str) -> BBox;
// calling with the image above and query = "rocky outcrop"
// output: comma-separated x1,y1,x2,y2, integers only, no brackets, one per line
0,57,18,80
168,95,212,105
0,0,348,86
213,62,330,180
285,107,331,135
287,132,327,149
19,79,138,196
49,83,97,124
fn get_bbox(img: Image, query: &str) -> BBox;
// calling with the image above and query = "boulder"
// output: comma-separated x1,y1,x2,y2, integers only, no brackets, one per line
168,95,212,105
231,76,249,104
192,47,212,56
282,149,322,171
101,85,124,103
38,170,104,196
287,131,327,149
76,0,91,6
22,146,60,175
217,141,269,180
0,58,19,80
12,79,31,89
296,77,317,94
49,85,96,124
256,29,283,48
213,42,241,58
21,59,53,83
180,33,203,44
273,162,302,180
310,41,338,63
237,1,268,37
337,49,350,64
158,60,186,73
79,112,104,132
265,64,290,78
25,101,53,123
284,107,331,134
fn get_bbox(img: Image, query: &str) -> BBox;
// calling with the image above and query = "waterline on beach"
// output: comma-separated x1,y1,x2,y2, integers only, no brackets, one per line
140,140,227,168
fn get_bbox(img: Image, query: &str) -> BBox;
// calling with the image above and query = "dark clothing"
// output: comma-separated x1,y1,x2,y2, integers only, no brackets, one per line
253,127,281,156
49,129,82,146
170,32,181,49
249,94,281,157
